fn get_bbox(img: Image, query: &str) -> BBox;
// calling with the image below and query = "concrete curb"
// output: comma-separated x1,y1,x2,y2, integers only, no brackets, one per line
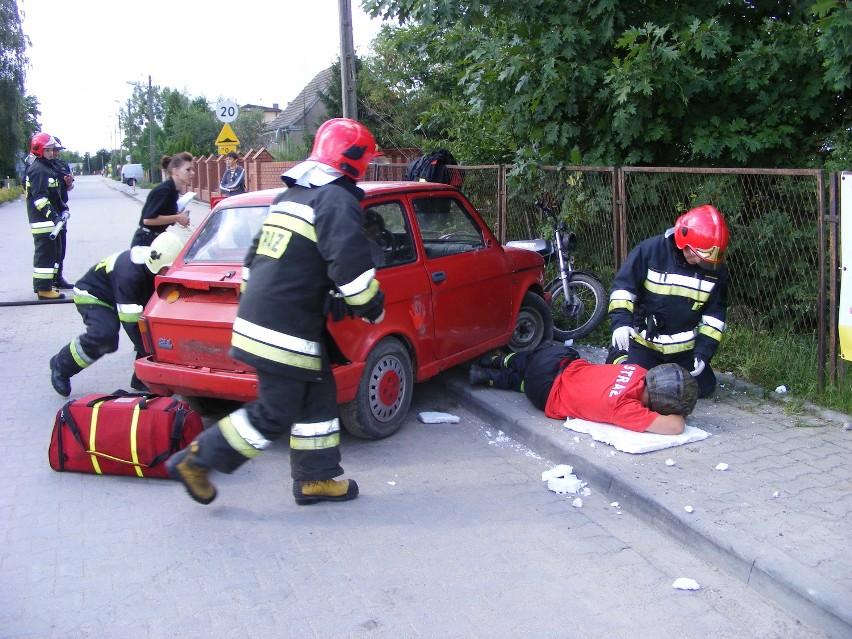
439,369,852,639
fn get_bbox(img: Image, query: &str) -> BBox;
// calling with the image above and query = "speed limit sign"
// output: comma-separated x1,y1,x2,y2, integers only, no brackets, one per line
216,100,239,123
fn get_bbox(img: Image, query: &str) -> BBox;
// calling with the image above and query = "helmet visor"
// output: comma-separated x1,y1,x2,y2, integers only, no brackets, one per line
687,244,724,264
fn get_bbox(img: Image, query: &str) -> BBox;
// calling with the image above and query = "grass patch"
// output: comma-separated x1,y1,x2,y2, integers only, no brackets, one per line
0,186,24,205
714,326,851,415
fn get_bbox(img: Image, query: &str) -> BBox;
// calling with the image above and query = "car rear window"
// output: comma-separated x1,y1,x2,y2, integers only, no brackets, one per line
183,205,268,262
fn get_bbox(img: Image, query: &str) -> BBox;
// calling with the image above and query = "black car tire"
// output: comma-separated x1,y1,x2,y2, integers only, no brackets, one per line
509,292,554,352
339,337,413,440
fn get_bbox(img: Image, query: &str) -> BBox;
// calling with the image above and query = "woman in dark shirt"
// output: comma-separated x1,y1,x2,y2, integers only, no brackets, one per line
130,152,195,247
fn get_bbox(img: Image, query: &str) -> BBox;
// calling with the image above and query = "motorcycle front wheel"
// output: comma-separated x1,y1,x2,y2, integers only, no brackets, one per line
547,272,608,341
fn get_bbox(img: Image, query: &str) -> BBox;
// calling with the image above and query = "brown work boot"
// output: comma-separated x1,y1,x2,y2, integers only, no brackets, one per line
166,442,216,505
37,289,65,300
293,478,359,505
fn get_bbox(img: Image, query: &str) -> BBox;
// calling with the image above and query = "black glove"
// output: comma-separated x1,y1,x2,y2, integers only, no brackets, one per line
323,291,353,322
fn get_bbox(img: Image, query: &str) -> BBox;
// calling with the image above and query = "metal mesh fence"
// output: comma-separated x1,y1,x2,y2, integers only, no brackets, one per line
368,161,838,389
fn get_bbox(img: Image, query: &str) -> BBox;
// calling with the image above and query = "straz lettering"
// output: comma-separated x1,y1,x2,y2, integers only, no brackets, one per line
256,226,292,259
609,364,637,398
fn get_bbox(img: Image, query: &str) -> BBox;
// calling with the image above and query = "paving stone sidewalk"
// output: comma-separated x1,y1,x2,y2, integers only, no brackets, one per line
441,354,852,638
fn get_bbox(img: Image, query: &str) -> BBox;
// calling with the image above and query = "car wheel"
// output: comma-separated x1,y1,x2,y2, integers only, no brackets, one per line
509,292,554,352
339,337,413,440
182,396,245,428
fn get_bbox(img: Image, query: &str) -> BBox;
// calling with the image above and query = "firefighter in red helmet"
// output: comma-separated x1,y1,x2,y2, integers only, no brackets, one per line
168,119,385,507
607,205,730,398
25,133,66,300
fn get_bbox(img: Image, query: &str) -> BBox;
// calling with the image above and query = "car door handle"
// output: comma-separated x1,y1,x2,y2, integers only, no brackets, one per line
431,271,446,283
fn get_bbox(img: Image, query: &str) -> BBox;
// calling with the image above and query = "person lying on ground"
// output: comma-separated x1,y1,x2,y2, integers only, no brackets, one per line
469,343,698,435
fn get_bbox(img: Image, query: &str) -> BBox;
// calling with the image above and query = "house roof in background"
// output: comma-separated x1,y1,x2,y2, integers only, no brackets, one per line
265,67,334,133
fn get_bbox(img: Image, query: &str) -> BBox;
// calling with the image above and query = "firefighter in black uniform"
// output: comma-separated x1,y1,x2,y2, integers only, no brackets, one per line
51,140,75,290
167,118,385,507
25,133,66,300
48,232,186,397
607,205,730,398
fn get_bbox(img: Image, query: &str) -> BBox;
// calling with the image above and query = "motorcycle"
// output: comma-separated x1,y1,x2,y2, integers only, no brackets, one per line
506,201,607,342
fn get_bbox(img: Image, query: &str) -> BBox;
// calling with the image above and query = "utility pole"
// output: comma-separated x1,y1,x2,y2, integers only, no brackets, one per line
338,0,358,120
147,75,157,183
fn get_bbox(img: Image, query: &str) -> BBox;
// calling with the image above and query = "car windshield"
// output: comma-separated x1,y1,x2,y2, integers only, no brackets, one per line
183,205,268,262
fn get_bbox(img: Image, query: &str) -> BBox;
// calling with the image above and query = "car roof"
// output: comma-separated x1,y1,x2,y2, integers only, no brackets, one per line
213,181,461,210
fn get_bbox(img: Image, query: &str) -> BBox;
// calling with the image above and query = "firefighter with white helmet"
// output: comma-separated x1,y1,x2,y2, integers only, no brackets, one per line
607,205,730,397
25,132,66,300
48,232,186,397
167,118,385,507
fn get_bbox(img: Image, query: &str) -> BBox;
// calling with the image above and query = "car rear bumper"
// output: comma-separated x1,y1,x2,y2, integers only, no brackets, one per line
134,357,366,404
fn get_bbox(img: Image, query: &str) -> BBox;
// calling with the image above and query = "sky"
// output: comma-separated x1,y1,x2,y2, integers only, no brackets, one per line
19,0,386,155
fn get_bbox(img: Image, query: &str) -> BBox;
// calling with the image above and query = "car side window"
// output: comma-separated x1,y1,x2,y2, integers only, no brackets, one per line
362,201,416,268
414,197,484,259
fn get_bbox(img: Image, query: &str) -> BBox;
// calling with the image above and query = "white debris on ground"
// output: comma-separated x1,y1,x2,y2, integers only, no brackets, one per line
418,411,460,424
572,498,583,508
610,502,619,508
715,463,729,471
684,506,694,513
665,458,676,466
672,577,701,591
774,385,788,394
541,465,587,495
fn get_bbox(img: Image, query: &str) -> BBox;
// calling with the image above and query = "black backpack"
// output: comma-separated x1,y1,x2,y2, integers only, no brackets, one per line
404,149,461,186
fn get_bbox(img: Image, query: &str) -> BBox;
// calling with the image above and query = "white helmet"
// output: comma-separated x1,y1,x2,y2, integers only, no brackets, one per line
146,232,185,274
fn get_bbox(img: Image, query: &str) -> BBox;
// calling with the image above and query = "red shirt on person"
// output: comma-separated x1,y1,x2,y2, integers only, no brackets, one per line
544,360,660,432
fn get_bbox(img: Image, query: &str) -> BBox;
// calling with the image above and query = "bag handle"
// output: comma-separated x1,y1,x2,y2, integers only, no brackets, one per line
85,390,177,412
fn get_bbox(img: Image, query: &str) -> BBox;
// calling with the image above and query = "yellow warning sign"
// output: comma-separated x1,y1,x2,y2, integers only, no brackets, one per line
216,123,240,154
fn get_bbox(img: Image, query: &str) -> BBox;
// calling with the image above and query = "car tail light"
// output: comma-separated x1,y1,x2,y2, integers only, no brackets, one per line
138,317,153,356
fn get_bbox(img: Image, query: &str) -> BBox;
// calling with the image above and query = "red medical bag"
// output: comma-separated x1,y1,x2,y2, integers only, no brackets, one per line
49,392,203,479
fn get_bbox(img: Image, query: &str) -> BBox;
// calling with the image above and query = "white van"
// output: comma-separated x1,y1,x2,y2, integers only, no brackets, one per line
120,164,144,186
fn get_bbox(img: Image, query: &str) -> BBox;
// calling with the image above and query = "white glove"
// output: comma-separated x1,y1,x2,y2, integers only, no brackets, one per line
690,357,706,377
612,326,636,351
362,310,385,324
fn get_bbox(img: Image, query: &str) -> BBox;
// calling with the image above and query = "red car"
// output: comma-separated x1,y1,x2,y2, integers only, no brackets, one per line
136,182,552,439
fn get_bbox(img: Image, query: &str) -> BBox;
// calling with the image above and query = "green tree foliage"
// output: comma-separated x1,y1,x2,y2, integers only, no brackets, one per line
232,108,266,151
364,0,851,169
0,0,28,177
162,92,218,157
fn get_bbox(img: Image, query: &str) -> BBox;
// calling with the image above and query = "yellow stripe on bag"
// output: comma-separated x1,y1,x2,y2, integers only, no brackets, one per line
89,402,104,474
129,404,143,477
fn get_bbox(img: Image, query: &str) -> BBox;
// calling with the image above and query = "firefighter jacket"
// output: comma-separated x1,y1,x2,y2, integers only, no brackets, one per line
25,158,64,237
72,250,156,354
608,231,729,363
231,178,385,381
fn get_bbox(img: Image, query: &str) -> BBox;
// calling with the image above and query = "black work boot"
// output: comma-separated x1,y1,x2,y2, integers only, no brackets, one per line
49,355,71,397
130,373,149,392
293,479,359,505
167,442,217,505
469,365,495,387
54,277,74,290
476,350,506,369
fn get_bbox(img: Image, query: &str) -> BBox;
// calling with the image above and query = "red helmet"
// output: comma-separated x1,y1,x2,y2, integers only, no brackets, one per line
673,205,729,269
30,132,63,158
308,118,380,180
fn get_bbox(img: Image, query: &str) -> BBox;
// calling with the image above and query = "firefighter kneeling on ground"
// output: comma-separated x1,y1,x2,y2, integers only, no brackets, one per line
469,343,699,434
166,118,385,507
48,232,186,397
606,205,730,399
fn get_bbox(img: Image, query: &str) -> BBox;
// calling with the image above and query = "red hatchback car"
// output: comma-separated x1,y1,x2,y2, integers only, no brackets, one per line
136,182,552,439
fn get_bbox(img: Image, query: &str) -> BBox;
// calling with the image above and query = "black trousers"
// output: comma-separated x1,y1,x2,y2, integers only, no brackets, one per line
32,231,58,292
487,343,579,410
194,369,344,481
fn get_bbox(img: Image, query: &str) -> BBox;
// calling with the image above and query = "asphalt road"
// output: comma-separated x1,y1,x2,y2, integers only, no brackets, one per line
0,178,830,638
